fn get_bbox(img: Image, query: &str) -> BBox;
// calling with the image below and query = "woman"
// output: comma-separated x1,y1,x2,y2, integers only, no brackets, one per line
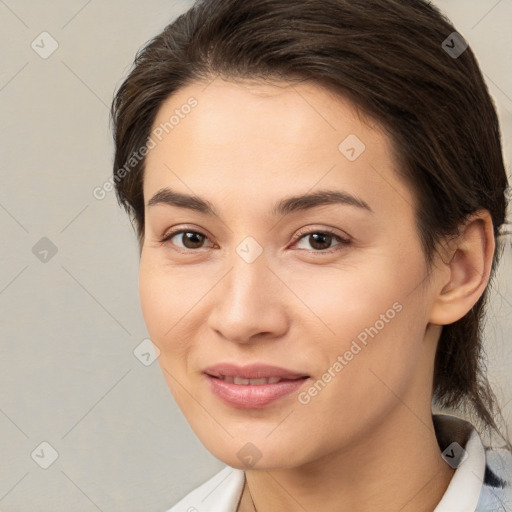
110,0,512,510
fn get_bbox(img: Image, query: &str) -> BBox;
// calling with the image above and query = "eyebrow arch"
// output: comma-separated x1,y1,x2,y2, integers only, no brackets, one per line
147,187,373,217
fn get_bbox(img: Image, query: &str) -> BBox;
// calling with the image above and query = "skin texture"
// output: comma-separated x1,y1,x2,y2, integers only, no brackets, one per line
139,78,494,512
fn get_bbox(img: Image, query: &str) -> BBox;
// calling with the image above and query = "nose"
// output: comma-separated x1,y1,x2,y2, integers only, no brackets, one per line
207,246,289,345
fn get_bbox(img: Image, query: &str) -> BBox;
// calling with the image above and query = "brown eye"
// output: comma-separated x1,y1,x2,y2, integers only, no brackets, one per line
307,232,334,250
160,230,213,250
179,232,206,249
293,229,351,253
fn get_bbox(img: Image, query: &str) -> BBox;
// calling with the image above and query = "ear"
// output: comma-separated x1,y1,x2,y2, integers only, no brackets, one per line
429,210,495,325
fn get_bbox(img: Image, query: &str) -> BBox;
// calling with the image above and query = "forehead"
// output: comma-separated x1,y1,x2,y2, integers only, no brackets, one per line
143,78,412,217
148,78,377,150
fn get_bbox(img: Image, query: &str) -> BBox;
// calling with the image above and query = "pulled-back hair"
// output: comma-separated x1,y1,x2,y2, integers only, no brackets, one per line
110,0,510,440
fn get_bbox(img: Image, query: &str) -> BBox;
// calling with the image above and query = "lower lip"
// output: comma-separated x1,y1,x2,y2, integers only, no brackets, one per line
205,375,309,409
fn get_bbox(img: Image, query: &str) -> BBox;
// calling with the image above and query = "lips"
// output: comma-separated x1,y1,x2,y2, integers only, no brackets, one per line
203,362,309,381
215,376,283,385
203,363,310,409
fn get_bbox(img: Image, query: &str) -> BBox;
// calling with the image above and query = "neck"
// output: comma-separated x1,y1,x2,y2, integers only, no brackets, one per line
240,409,454,512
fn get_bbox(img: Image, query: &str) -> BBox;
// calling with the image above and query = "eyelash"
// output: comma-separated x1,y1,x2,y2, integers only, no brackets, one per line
158,226,351,254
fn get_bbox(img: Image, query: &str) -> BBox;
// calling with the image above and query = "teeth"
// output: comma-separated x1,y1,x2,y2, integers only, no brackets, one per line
219,376,283,385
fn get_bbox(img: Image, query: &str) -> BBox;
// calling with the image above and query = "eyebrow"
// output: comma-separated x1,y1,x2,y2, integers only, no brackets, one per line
147,187,373,217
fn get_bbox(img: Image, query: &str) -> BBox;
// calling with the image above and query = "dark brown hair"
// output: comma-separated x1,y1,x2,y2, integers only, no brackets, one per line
110,0,510,440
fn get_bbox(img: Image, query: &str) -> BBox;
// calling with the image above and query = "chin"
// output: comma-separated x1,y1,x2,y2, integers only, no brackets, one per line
196,432,309,471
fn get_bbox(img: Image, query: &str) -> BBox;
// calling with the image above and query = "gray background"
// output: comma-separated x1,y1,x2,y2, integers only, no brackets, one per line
0,1,511,510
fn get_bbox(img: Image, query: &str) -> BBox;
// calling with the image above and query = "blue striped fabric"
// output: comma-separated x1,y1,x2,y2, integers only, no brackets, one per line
476,447,512,511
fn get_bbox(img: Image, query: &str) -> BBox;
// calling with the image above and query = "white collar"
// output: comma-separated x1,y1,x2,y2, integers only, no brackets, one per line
168,465,244,511
168,414,487,511
433,416,486,511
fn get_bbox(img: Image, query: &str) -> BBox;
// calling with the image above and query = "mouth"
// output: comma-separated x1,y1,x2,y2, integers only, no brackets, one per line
206,375,304,385
202,363,310,408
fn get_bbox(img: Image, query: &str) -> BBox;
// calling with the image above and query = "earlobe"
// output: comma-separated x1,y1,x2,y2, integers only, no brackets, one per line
429,210,495,326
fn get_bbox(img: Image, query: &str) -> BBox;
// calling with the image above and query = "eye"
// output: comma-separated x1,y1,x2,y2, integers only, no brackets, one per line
159,229,214,251
292,228,351,252
159,226,351,253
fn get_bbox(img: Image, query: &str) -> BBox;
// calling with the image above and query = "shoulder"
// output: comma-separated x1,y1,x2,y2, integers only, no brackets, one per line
476,446,512,511
166,465,245,512
433,414,512,511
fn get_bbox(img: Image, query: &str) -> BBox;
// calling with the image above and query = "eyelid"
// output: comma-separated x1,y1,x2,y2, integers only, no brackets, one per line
160,225,352,253
159,225,214,248
292,226,351,244
289,226,352,253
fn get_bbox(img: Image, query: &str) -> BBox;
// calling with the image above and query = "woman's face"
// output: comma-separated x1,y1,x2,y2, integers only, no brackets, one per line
139,79,443,469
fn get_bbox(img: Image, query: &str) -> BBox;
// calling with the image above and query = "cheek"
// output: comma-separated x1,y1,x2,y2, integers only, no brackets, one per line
139,261,197,410
139,263,166,340
138,254,218,368
138,257,188,354
293,300,428,453
325,293,429,418
299,252,430,387
287,254,425,343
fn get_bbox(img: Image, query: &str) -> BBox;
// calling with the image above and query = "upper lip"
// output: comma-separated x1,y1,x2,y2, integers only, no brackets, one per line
203,363,309,380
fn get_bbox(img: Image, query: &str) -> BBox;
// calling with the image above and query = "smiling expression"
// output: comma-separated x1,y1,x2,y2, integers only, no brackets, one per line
138,78,442,470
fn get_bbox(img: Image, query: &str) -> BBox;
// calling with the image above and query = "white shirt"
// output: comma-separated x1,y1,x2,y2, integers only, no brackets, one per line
167,414,512,511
